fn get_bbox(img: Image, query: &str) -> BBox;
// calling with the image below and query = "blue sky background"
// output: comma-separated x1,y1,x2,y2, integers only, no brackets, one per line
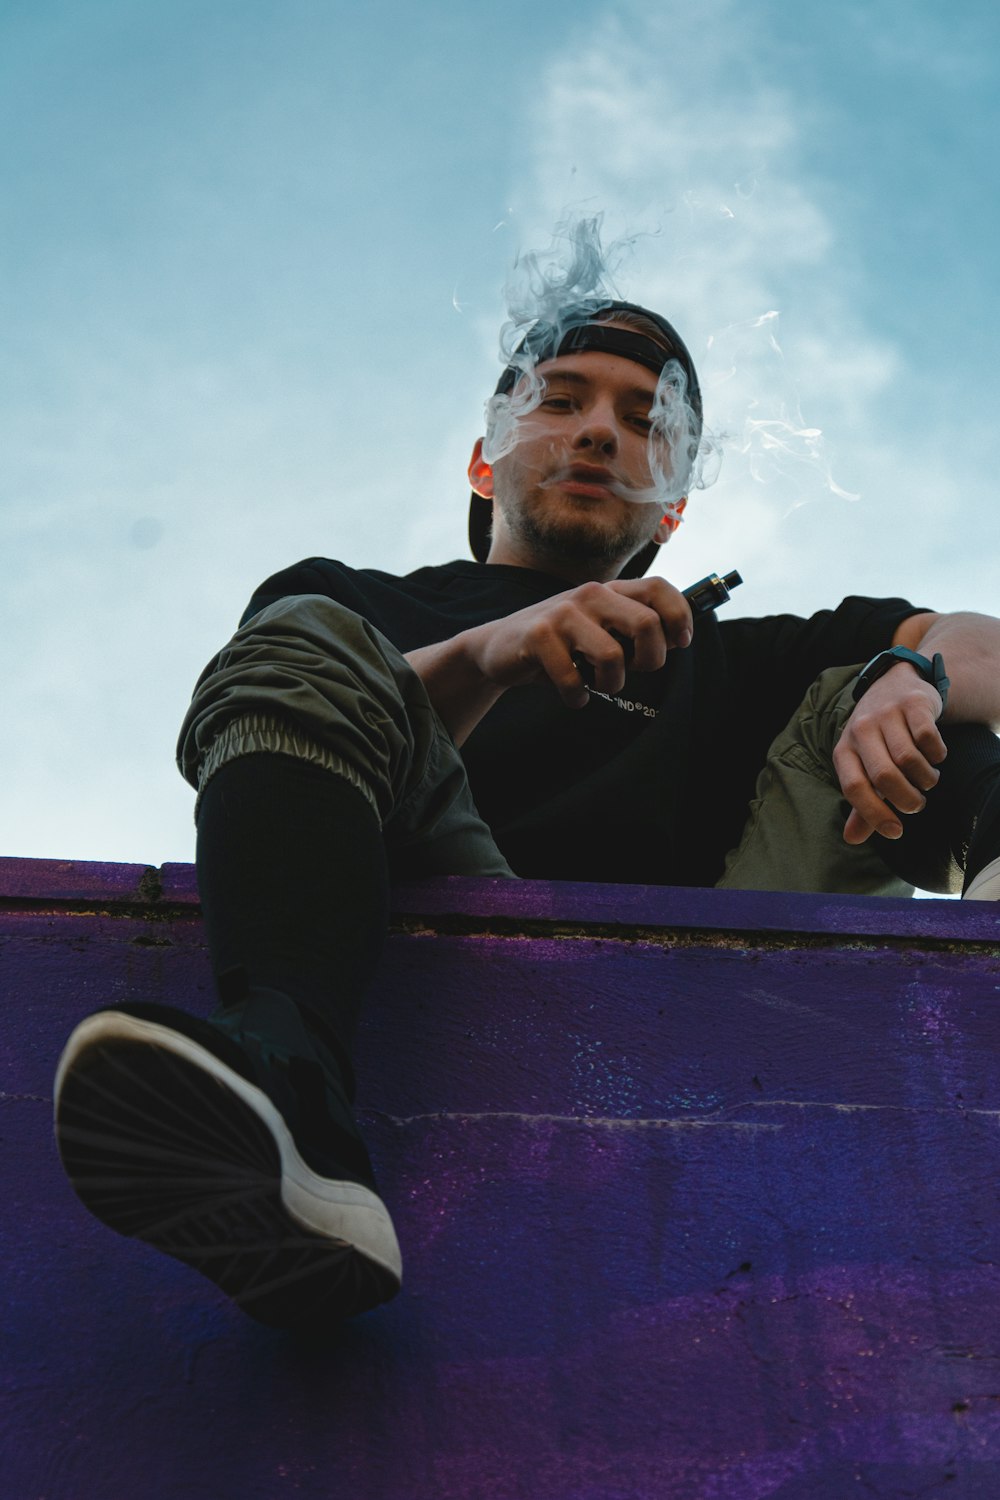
2,0,998,864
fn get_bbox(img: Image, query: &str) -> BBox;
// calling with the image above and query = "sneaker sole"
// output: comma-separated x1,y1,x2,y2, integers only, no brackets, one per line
963,854,1000,902
54,1012,402,1330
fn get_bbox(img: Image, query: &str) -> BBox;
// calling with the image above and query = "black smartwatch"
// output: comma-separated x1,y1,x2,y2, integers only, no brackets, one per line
852,646,949,711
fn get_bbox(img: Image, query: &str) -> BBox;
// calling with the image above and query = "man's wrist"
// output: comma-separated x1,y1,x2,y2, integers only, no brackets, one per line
852,646,950,711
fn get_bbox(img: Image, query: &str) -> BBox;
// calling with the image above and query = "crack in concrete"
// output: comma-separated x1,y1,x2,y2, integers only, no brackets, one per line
367,1096,1000,1128
369,1109,783,1130
738,1097,997,1117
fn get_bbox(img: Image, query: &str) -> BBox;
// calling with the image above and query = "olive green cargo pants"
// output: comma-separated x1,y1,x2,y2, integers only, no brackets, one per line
178,595,912,898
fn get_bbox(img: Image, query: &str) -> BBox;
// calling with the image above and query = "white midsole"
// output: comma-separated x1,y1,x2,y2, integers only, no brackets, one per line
963,854,1000,902
55,1011,402,1282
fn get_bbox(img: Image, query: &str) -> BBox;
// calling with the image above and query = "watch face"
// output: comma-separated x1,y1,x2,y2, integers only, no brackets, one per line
853,651,892,702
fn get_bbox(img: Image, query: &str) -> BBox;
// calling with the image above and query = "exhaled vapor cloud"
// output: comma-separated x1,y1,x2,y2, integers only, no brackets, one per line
499,0,920,599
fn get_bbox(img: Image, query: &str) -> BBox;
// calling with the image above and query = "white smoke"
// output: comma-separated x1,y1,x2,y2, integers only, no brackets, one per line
483,215,622,463
500,0,891,570
482,215,719,518
704,310,859,505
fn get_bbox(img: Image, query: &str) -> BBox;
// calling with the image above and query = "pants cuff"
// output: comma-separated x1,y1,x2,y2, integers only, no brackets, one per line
194,712,382,825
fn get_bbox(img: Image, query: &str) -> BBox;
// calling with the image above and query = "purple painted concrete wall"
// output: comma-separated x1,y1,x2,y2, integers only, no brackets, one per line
3,856,1000,1498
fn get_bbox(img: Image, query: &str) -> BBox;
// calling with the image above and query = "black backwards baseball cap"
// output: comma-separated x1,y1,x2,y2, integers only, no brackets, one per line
469,299,703,580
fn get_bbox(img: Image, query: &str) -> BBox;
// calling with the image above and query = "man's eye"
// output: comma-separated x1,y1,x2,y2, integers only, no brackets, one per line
542,396,574,410
631,415,653,432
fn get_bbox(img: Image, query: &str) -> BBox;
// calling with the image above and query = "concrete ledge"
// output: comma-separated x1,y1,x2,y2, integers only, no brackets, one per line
3,852,997,940
3,857,1000,1498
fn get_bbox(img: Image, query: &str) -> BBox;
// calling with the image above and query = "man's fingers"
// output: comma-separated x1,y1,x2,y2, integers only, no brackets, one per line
881,720,941,799
566,620,648,698
837,752,904,842
836,719,942,843
833,667,950,847
607,577,694,651
906,710,947,772
843,807,876,845
536,614,643,705
471,579,696,711
862,740,929,815
555,583,688,694
527,622,598,707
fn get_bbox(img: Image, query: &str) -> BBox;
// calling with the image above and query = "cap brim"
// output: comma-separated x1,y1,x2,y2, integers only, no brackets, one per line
469,492,493,563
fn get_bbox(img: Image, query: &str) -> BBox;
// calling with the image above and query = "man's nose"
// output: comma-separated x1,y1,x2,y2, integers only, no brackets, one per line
572,408,619,456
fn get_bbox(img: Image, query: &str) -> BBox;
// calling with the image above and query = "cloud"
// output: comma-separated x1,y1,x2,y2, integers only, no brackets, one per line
495,0,993,615
2,0,994,867
851,2,996,87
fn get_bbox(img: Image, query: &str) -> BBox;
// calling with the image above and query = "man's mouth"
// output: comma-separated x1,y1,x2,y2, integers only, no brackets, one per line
544,464,622,499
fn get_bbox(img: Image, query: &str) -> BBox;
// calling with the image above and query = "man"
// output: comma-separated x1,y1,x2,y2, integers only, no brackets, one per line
54,299,1000,1336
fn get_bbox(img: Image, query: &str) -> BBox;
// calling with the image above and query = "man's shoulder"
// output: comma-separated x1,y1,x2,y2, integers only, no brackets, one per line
237,556,540,643
722,593,927,630
248,556,477,593
240,556,375,624
251,556,568,607
718,593,931,663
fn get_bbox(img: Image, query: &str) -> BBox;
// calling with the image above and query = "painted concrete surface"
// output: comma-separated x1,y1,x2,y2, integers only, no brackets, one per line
3,856,1000,1499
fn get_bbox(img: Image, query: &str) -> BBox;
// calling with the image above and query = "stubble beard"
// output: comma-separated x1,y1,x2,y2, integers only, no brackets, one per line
502,491,659,572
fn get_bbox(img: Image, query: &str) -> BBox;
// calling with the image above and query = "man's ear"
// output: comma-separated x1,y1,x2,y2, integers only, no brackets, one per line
468,438,495,499
654,496,687,542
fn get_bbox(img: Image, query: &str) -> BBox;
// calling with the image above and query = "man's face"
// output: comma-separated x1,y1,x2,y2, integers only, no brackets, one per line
487,347,672,580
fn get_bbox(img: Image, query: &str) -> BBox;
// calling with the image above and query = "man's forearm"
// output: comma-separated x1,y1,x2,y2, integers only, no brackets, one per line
909,612,1000,731
406,577,695,747
833,607,998,846
405,634,506,746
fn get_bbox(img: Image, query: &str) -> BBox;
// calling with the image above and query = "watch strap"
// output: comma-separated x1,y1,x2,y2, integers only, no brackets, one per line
852,646,949,711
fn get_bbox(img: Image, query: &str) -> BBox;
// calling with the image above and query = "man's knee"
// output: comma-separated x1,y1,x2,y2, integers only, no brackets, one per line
718,662,916,896
176,594,432,823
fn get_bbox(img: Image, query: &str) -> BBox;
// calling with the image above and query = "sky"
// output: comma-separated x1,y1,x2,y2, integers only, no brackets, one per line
2,0,998,866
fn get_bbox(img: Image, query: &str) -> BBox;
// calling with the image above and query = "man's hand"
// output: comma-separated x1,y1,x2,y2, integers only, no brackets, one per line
833,663,947,844
406,577,693,744
464,577,693,708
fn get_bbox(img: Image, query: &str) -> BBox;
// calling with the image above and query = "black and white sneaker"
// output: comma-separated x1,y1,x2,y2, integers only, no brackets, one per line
964,855,1000,901
963,777,1000,902
53,998,401,1332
